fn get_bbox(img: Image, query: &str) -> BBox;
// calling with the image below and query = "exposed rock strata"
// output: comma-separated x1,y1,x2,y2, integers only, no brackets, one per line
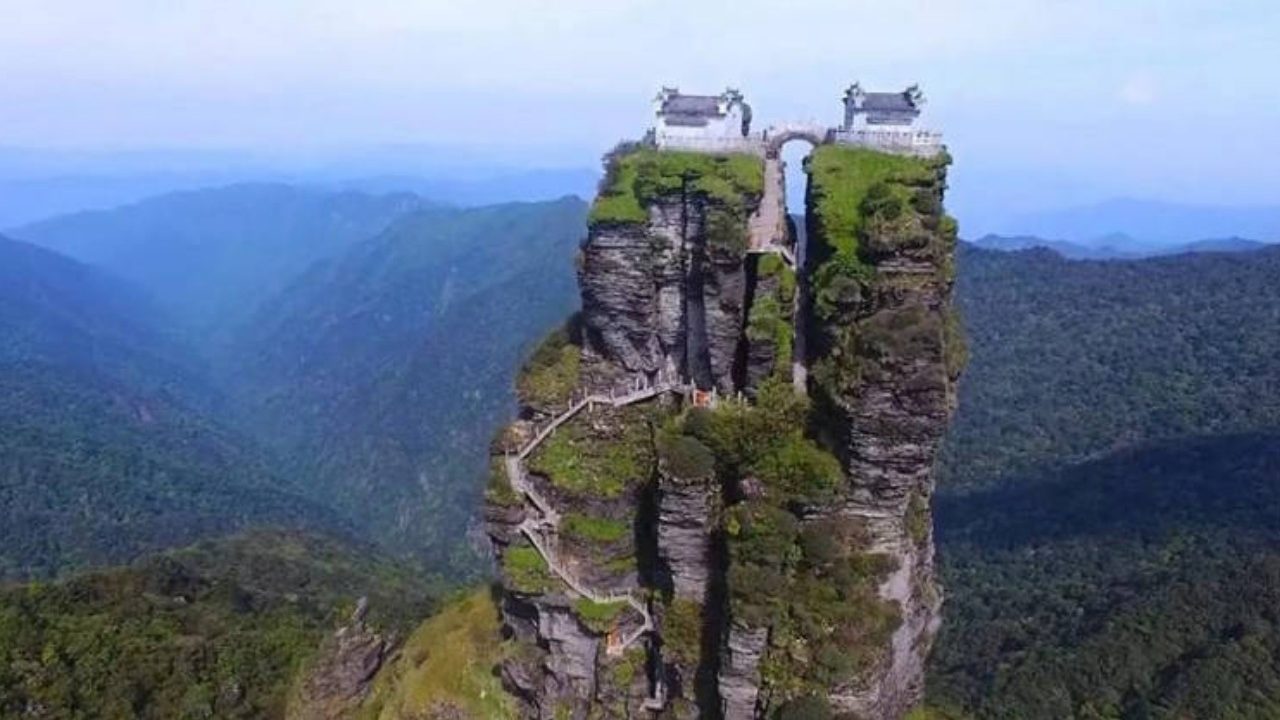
657,472,715,602
289,599,389,720
488,144,961,720
581,199,751,393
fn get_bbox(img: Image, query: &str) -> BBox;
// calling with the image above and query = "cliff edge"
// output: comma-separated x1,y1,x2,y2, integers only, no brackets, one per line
485,142,962,720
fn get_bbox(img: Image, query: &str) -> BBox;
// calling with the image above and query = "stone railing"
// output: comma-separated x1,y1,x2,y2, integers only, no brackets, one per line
832,128,944,157
502,371,691,660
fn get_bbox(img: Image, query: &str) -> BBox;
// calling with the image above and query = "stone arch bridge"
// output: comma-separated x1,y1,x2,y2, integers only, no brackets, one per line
763,122,832,157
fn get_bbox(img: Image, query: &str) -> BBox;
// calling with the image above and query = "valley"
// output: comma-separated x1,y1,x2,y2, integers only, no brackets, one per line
3,186,1280,718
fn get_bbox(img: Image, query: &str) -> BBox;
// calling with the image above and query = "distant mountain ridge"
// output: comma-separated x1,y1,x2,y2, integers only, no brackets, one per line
0,235,347,578
969,232,1272,259
1,192,591,577
1006,197,1280,246
10,184,427,337
0,234,207,401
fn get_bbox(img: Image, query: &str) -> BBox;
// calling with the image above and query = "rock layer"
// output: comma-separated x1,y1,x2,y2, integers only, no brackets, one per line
487,144,961,720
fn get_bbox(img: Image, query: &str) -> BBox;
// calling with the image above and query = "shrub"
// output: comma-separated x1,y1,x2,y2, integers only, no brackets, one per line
574,598,626,632
503,544,554,594
590,148,764,228
562,514,629,544
527,418,650,498
775,695,833,720
484,457,520,507
662,598,703,666
517,325,581,408
656,431,716,480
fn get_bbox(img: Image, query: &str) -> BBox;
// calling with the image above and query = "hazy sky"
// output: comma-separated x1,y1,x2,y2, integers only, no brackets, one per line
3,0,1278,228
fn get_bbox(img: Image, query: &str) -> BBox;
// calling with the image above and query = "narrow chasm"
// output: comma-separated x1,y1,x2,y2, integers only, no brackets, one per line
682,204,714,390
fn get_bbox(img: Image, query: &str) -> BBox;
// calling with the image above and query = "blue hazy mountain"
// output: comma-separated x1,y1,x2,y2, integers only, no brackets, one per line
0,235,346,578
970,233,1272,259
1006,198,1280,246
10,184,427,337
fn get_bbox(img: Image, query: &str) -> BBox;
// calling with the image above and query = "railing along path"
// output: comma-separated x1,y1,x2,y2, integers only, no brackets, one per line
504,372,689,659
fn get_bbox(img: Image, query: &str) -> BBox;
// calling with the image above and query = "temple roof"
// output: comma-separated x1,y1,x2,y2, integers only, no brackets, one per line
662,94,723,117
861,92,918,112
658,94,723,127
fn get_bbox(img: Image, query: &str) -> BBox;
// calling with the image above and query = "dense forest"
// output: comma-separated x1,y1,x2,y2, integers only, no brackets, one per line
227,197,586,571
5,191,589,579
7,185,1280,717
942,244,1280,489
929,245,1280,718
0,235,343,577
0,530,440,718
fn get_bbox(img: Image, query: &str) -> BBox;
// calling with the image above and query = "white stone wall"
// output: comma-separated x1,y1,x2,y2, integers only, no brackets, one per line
833,128,944,157
653,134,765,155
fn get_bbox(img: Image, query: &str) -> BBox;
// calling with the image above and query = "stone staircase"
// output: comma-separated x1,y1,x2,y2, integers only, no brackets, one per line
504,372,690,658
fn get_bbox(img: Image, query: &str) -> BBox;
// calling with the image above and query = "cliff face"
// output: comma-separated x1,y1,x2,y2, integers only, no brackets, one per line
486,144,961,720
805,146,963,717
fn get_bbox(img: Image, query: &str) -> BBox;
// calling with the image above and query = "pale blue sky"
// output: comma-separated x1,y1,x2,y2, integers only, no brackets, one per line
2,0,1278,231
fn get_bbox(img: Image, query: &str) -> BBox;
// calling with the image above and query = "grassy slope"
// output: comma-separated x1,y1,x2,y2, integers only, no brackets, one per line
359,589,514,720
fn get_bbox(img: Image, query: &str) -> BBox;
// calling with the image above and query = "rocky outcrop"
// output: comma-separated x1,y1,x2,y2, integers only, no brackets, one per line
807,147,961,717
289,598,390,720
657,472,716,602
718,624,767,720
581,201,752,394
488,143,961,720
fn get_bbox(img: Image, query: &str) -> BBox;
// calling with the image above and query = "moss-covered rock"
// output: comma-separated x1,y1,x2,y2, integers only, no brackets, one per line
590,148,764,228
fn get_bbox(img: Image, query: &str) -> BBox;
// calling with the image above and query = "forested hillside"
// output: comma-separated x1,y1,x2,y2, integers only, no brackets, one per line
931,433,1280,719
0,236,345,578
10,184,425,336
941,244,1280,489
229,197,587,571
0,235,204,398
929,245,1280,718
0,530,439,718
2,195,589,577
0,362,348,579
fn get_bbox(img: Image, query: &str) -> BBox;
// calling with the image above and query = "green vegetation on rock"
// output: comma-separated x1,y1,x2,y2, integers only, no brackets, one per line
590,147,763,227
656,429,716,480
806,146,950,333
517,321,581,408
527,412,652,498
573,598,627,632
807,146,939,264
662,598,704,666
502,543,556,594
805,146,955,403
562,513,630,544
684,380,841,503
670,378,889,696
747,254,797,375
485,457,521,507
359,589,515,720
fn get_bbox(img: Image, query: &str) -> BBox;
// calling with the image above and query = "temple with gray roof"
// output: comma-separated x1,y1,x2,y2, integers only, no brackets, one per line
842,83,925,132
652,87,754,152
647,83,942,157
